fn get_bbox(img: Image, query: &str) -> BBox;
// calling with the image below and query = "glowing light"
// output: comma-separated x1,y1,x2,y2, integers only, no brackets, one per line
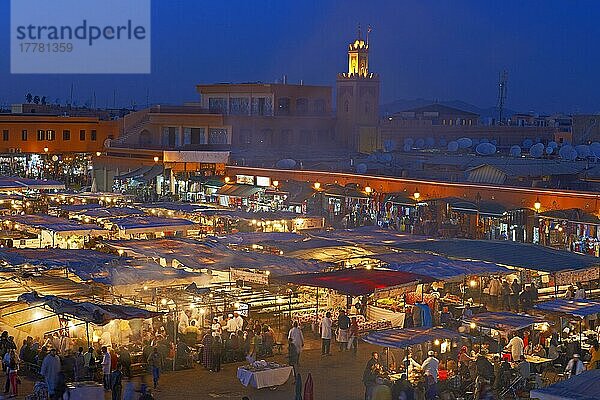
272,180,279,188
534,197,541,211
84,218,90,223
251,219,257,225
313,182,321,190
279,250,284,255
434,339,440,346
209,293,214,298
34,310,44,320
224,177,231,183
234,302,240,309
366,265,372,270
96,152,102,156
43,147,49,153
469,279,477,288
365,186,372,194
117,249,124,256
199,308,205,314
25,202,31,207
13,224,19,230
413,191,421,200
161,298,168,306
153,156,159,162
68,321,75,329
541,323,549,331
469,322,476,329
276,297,284,304
265,271,271,276
143,285,149,291
558,226,563,232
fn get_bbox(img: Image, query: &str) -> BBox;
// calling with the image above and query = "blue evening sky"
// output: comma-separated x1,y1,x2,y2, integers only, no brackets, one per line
0,0,599,113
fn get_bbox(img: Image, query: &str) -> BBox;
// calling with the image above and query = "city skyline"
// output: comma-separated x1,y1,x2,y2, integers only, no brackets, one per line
1,0,600,114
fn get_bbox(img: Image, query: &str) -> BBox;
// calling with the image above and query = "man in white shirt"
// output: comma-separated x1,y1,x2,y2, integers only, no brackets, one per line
211,317,222,337
421,351,439,382
505,334,524,362
574,284,586,300
233,312,244,332
225,313,237,334
288,321,304,362
565,354,585,378
319,312,333,356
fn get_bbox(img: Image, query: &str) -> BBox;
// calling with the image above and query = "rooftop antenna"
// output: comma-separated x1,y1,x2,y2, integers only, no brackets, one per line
357,23,362,40
366,25,372,45
497,70,508,125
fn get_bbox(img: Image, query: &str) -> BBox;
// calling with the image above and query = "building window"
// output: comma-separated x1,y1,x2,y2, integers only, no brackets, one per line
313,99,326,115
277,97,291,116
2,130,8,141
79,130,85,140
21,130,27,141
296,98,308,115
46,130,56,141
208,128,228,145
344,100,349,113
191,128,205,144
229,97,250,115
37,130,45,141
91,130,97,141
364,101,371,114
63,130,71,140
208,98,228,114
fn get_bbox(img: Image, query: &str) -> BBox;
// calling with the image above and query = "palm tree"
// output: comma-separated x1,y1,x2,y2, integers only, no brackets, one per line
33,95,40,104
25,93,32,103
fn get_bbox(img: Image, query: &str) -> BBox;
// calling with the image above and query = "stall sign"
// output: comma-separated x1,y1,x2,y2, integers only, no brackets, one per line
293,217,325,231
255,176,271,187
236,175,255,185
230,268,269,285
555,266,600,286
236,302,250,317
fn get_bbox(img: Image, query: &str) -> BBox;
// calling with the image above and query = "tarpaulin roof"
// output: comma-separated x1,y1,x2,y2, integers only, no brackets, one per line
540,208,600,224
78,206,145,219
534,299,600,319
384,193,418,206
312,226,424,247
137,202,217,213
464,312,546,332
56,204,103,213
106,238,322,275
0,248,118,269
0,177,65,191
217,184,262,197
110,216,195,231
132,165,164,182
395,239,600,273
430,197,506,217
363,327,468,348
18,292,162,325
114,166,153,180
210,232,304,246
0,214,105,234
530,369,600,400
276,269,434,296
373,252,511,281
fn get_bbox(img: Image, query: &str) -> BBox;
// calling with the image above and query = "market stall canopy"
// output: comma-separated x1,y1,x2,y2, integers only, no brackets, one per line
394,239,600,273
530,369,600,400
534,299,600,319
363,327,468,349
430,197,506,217
0,248,118,269
0,214,106,235
0,177,65,191
0,273,101,302
464,312,546,332
18,292,162,325
210,232,304,246
276,269,434,296
106,238,322,275
384,193,419,206
373,252,511,281
137,202,219,214
539,208,600,224
114,166,154,180
77,207,145,219
54,204,102,213
216,184,262,198
313,226,425,247
108,216,196,234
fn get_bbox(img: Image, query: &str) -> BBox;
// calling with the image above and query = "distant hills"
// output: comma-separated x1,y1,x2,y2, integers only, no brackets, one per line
380,98,517,120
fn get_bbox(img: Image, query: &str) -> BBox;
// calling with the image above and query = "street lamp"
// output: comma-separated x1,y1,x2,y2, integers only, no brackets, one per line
96,151,102,157
534,197,541,211
43,147,49,153
413,190,421,200
365,186,372,194
272,180,279,188
153,156,159,162
313,182,321,190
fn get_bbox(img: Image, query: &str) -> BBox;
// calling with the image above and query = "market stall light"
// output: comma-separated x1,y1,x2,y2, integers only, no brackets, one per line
96,152,102,157
199,308,205,315
117,249,124,256
541,323,549,331
365,186,372,194
534,197,541,211
469,279,477,288
234,302,240,309
43,147,49,153
469,322,476,329
276,297,284,304
272,180,279,188
434,339,440,346
143,285,149,291
313,182,321,190
224,177,231,183
413,190,420,200
153,156,159,162
265,271,271,276
558,226,563,232
161,298,168,306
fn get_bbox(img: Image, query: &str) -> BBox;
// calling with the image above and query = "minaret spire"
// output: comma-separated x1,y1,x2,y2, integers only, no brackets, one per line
357,23,362,40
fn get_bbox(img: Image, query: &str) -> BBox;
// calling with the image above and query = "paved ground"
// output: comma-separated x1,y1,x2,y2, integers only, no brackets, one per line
13,335,377,400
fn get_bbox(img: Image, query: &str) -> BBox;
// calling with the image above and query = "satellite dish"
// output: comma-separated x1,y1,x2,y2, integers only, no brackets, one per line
545,147,554,155
590,142,600,157
275,159,297,169
425,137,435,148
509,145,522,157
383,140,396,152
559,145,577,161
438,138,447,147
415,138,425,149
523,139,533,149
530,143,544,158
403,144,412,152
447,141,459,152
548,141,558,149
404,138,414,147
356,163,368,174
476,142,496,156
457,137,472,149
575,144,591,158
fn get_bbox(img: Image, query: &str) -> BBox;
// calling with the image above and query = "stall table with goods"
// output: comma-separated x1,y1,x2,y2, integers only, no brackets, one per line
237,361,293,389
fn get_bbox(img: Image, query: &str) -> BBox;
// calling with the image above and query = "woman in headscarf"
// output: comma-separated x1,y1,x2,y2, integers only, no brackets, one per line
201,332,213,370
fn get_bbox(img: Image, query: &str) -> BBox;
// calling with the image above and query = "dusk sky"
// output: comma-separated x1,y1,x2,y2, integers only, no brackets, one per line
1,0,600,114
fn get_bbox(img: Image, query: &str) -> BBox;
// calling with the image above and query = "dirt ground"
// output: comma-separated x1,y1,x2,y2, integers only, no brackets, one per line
14,335,378,400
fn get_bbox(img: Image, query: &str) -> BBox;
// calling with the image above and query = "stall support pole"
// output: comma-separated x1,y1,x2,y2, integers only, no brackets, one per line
173,304,178,372
316,288,319,321
85,322,90,348
579,320,583,350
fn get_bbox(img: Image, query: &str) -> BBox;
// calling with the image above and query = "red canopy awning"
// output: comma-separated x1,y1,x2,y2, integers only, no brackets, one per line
276,269,434,296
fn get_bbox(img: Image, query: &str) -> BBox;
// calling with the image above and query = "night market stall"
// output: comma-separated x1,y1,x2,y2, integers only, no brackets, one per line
530,368,600,400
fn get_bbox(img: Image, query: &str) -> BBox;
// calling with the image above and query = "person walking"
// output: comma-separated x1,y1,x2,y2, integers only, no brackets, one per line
101,346,112,391
337,310,350,351
362,352,380,400
288,322,304,363
501,280,511,311
147,347,163,389
40,348,61,399
511,279,521,312
110,363,123,400
565,354,585,378
84,347,96,379
288,337,300,379
348,316,359,355
319,312,332,356
488,276,501,308
212,335,222,372
74,347,85,381
7,349,19,398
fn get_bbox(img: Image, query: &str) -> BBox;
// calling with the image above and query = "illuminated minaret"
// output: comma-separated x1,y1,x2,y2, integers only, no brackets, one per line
336,25,380,152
